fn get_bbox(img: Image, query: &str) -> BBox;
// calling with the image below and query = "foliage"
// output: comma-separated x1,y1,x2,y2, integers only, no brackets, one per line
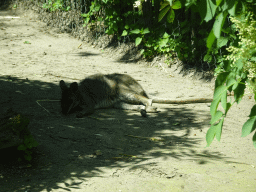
39,0,256,147
81,1,101,25
39,0,256,66
43,0,70,12
207,12,256,148
158,0,182,23
6,114,38,161
17,134,38,161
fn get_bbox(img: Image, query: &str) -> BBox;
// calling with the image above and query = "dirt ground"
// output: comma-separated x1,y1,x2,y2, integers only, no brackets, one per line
0,6,255,192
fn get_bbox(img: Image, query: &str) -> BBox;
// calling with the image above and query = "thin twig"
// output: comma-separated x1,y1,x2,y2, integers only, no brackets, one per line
36,99,59,115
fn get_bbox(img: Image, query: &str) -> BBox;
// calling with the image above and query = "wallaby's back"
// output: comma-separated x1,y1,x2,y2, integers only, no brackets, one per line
60,73,151,116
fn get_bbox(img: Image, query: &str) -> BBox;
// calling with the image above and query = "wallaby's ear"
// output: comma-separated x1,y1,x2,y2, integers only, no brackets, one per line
70,82,79,92
59,80,68,91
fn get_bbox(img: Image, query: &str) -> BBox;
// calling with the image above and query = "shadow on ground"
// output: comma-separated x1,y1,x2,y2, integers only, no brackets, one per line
0,75,226,192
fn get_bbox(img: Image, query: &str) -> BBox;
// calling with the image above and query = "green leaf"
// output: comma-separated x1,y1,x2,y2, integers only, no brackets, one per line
167,0,173,5
17,144,26,151
172,0,181,9
24,154,32,161
199,0,217,22
221,27,230,34
207,30,216,49
232,82,238,91
206,118,224,146
228,1,237,16
142,28,150,34
106,28,114,35
28,138,38,148
215,72,229,89
216,0,222,6
158,6,171,22
163,32,170,39
160,1,171,10
124,25,129,29
216,118,224,141
251,57,256,62
214,85,227,99
234,58,244,70
65,6,70,11
253,132,256,148
249,105,256,117
210,110,223,124
135,37,142,46
216,36,228,48
81,13,87,17
203,54,212,62
180,20,188,28
210,97,221,116
24,135,33,145
213,12,227,38
235,1,246,15
159,38,168,47
113,23,118,31
220,0,230,11
206,125,217,146
223,60,232,71
241,116,256,137
94,4,101,12
221,90,227,111
130,29,140,34
225,102,232,115
213,12,223,38
211,85,227,116
84,17,90,24
185,0,197,9
233,81,245,103
121,30,128,36
167,9,175,23
226,72,237,88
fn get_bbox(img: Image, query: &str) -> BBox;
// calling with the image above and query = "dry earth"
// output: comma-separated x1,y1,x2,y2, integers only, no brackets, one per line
0,6,255,192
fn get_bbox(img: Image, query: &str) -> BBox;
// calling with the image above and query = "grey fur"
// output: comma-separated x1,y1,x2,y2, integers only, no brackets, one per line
59,73,157,117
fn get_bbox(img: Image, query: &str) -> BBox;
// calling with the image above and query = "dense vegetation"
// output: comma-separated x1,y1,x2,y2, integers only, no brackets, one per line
27,0,256,148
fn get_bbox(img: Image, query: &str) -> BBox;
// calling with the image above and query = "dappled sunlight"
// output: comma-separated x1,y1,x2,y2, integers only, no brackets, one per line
0,2,255,191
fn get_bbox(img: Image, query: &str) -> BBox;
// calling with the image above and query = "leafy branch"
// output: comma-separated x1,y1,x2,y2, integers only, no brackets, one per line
207,12,256,148
158,0,182,23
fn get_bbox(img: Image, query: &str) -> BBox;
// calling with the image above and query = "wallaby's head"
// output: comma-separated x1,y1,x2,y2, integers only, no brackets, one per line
59,80,82,115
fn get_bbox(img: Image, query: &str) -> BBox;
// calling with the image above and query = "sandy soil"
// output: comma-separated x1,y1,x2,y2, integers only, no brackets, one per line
0,7,255,192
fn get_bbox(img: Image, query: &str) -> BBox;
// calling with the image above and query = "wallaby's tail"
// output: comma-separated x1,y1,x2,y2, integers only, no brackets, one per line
152,98,213,104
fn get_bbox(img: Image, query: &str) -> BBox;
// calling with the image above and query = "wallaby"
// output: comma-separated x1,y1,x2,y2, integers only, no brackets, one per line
59,73,213,118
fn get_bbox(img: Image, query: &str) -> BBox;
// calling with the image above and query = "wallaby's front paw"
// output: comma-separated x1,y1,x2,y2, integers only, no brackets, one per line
76,108,95,118
145,106,157,113
140,109,147,117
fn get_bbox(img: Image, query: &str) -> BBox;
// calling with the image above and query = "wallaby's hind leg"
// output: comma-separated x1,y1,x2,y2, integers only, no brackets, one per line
118,91,157,113
113,102,145,111
77,98,120,118
76,107,95,118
